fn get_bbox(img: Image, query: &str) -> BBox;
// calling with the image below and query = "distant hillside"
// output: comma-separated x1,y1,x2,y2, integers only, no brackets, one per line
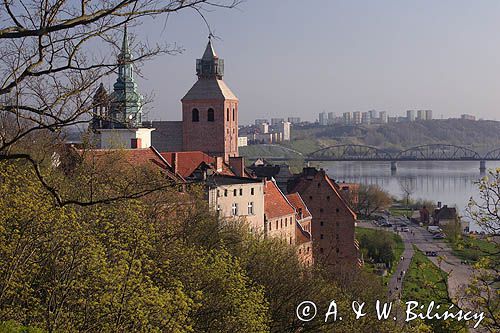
287,119,500,154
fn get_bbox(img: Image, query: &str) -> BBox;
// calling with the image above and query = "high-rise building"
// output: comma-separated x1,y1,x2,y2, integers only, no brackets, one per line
368,110,378,119
379,111,388,123
425,110,433,120
255,119,268,126
353,111,361,124
361,112,371,124
259,122,269,134
182,38,238,161
407,110,415,122
417,110,425,120
461,114,476,121
278,121,291,141
318,112,327,126
343,112,352,125
288,117,301,124
271,118,285,126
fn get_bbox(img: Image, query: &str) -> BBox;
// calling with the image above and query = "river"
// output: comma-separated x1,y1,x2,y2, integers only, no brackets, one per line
316,161,500,232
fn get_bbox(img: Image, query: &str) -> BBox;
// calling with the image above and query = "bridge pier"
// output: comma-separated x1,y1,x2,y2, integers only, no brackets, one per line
480,160,486,173
390,161,397,172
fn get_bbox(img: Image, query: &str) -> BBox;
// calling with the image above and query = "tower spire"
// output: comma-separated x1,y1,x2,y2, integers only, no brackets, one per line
196,37,224,79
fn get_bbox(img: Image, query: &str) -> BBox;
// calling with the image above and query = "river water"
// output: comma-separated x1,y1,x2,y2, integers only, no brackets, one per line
316,161,500,232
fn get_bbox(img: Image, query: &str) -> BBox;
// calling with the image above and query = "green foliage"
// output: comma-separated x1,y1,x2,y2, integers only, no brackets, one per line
402,248,467,333
0,321,44,333
358,229,397,266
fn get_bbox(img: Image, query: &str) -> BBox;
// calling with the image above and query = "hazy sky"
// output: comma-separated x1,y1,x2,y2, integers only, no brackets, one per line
123,0,500,124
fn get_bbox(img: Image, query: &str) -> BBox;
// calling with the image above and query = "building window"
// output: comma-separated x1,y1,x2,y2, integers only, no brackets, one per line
232,108,235,121
336,222,339,227
276,221,278,229
239,188,243,196
320,248,324,253
227,108,229,121
336,208,340,213
234,189,237,196
207,108,215,122
320,221,324,226
248,202,254,215
285,217,287,226
320,208,324,213
281,219,283,228
299,249,302,254
336,234,339,240
307,247,310,253
317,183,321,188
269,222,272,231
309,196,312,200
224,189,228,197
251,188,254,195
192,108,199,122
336,248,339,253
290,237,292,245
217,190,220,197
320,234,324,239
327,196,330,200
231,203,238,216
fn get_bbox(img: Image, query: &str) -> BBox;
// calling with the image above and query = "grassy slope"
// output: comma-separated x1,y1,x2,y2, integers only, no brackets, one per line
448,235,498,263
355,227,405,285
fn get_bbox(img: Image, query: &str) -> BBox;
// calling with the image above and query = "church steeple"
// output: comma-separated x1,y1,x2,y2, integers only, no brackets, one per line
196,38,224,79
110,25,143,128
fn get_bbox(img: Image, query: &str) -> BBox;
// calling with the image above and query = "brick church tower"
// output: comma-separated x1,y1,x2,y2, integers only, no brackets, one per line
181,39,239,161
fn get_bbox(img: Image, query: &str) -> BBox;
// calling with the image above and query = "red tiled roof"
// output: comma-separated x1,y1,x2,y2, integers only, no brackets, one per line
264,180,295,219
160,151,235,178
286,192,312,220
76,147,183,181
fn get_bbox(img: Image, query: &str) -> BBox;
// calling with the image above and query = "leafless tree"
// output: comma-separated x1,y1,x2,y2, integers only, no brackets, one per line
398,177,415,216
0,0,239,205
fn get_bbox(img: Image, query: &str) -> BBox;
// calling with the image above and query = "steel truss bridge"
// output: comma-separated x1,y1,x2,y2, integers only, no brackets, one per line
304,144,500,171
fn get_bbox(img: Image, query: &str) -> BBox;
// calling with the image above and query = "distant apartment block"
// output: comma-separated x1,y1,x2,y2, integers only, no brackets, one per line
259,122,269,134
361,112,371,124
288,117,301,124
425,110,433,120
352,111,361,124
277,121,291,141
406,110,416,122
368,110,378,119
343,112,352,125
255,119,267,126
237,136,248,147
417,110,425,120
379,111,388,123
461,114,476,121
318,112,327,126
271,118,285,126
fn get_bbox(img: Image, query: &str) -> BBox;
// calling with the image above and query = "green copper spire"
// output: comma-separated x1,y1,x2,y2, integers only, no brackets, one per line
109,25,143,128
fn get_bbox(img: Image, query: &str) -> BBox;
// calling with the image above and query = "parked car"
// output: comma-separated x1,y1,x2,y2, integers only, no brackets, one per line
425,251,438,257
428,226,442,234
402,227,409,232
433,233,446,239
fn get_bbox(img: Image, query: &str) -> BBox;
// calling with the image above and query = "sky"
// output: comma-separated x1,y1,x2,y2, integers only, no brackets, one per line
120,0,500,124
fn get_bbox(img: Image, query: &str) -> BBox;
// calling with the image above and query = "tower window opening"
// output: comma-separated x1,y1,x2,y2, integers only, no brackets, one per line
227,108,230,121
207,108,215,122
192,108,199,122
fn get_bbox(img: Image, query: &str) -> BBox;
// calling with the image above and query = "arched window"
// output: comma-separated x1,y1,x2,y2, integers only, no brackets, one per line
226,108,230,121
192,108,199,122
207,108,214,122
232,108,235,121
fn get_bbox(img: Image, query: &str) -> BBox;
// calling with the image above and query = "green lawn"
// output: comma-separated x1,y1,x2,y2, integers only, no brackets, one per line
449,235,498,263
402,247,467,332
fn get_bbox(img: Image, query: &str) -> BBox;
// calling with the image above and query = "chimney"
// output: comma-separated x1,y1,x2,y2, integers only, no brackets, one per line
172,152,178,174
229,156,245,177
130,138,142,149
215,156,223,172
437,201,442,208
